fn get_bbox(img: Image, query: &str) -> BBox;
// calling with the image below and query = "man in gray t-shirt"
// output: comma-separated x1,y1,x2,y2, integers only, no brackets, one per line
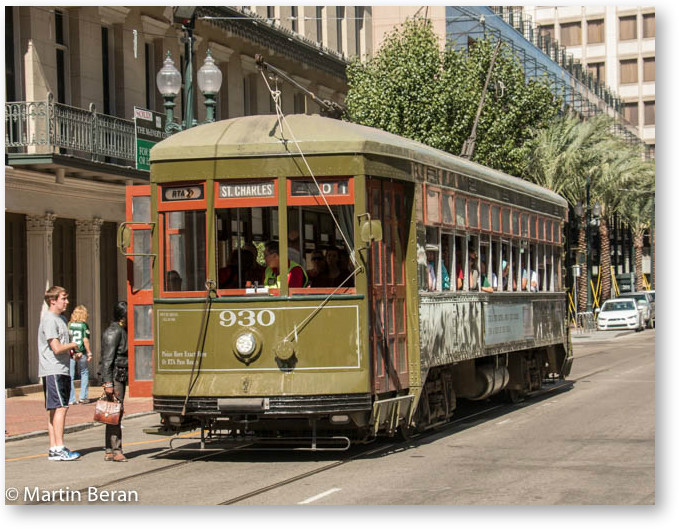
38,310,71,377
39,286,81,461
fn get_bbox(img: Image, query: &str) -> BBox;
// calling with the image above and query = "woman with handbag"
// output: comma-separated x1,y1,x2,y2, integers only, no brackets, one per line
99,301,129,462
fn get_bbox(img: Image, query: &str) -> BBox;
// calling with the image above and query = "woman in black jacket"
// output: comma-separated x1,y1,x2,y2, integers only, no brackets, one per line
100,301,128,462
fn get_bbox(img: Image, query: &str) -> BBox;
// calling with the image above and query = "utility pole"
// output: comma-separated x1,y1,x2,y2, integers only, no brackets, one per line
461,40,502,160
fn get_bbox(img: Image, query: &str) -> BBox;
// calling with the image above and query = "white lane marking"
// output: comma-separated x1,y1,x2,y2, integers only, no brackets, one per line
298,488,342,505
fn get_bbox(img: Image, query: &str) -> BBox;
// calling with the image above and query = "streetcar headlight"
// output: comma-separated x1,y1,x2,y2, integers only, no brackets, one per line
235,332,257,356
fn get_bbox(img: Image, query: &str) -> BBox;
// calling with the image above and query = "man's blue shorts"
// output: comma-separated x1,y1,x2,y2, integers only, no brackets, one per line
43,374,71,410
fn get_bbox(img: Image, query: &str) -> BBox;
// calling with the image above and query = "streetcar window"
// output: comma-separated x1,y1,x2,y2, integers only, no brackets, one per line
163,210,207,292
293,204,355,290
468,199,479,229
538,217,545,240
519,247,530,291
520,213,529,239
553,221,561,244
537,245,546,292
468,234,480,291
491,205,501,233
500,241,511,291
512,211,520,236
132,229,152,291
530,243,539,291
480,203,490,231
455,197,466,227
442,233,454,290
530,215,537,239
502,208,511,235
442,193,454,226
454,234,465,291
426,187,441,224
491,239,501,291
216,207,273,291
512,245,521,291
480,237,493,292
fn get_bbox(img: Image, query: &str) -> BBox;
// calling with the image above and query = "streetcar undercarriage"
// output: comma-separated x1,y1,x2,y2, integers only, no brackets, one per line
150,345,569,451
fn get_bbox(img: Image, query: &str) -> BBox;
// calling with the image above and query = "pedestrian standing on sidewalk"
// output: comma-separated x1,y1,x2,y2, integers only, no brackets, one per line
38,285,81,461
68,305,93,405
100,301,129,462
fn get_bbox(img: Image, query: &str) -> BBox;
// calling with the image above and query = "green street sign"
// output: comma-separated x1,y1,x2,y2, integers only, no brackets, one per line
134,107,169,171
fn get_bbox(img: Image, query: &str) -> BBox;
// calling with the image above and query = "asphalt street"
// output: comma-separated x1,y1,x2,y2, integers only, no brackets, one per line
4,328,656,508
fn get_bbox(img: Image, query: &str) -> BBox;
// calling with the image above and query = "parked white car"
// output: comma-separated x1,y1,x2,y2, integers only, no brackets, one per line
625,292,655,328
596,298,644,332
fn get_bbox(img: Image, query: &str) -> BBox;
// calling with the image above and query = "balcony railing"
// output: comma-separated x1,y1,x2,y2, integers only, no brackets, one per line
5,93,137,167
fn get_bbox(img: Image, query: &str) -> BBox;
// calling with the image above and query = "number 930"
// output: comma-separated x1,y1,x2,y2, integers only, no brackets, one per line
219,309,275,328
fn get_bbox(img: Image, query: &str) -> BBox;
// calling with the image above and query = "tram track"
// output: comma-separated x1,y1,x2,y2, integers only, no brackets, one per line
31,363,621,505
218,361,641,505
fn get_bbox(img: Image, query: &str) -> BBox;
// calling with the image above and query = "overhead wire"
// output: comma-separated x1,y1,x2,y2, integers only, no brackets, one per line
259,68,363,345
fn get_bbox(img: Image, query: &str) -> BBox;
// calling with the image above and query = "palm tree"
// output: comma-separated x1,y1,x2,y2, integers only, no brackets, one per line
618,162,655,291
525,113,611,312
592,141,649,303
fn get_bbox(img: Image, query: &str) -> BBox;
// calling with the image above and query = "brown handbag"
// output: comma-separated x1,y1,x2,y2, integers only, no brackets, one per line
93,393,122,425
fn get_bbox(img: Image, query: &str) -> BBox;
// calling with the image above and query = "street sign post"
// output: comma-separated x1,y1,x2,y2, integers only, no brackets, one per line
134,107,169,171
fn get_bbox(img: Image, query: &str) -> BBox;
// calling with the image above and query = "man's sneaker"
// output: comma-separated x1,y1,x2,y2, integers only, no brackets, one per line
48,447,81,461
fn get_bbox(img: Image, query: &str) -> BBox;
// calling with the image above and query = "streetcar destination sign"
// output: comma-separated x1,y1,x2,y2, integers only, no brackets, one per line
219,182,275,199
291,180,349,196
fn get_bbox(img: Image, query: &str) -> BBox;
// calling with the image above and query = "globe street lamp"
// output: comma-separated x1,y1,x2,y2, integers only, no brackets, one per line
156,13,222,133
197,50,222,123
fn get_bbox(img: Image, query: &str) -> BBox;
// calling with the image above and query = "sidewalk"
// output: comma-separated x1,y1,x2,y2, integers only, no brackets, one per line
4,385,154,441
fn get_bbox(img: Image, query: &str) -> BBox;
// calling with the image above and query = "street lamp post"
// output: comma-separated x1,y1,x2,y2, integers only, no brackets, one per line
155,15,222,134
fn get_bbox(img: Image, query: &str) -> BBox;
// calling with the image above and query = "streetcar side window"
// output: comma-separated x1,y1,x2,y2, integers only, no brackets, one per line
163,210,207,292
423,226,449,292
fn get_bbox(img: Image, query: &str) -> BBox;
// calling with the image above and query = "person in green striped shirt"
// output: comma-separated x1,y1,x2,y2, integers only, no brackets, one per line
68,305,93,404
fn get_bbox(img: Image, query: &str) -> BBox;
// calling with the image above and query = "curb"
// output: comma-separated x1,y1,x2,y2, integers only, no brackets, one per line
4,411,157,443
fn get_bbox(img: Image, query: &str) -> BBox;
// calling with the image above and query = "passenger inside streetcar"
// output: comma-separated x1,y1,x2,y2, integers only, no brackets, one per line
306,249,328,287
263,240,308,288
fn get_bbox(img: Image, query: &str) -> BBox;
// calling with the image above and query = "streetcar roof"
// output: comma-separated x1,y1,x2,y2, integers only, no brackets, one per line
151,114,567,209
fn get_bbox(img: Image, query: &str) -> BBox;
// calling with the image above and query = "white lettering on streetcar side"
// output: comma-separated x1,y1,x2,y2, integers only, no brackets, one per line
219,309,276,328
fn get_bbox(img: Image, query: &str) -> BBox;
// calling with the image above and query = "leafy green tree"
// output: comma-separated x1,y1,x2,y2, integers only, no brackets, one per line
344,18,562,176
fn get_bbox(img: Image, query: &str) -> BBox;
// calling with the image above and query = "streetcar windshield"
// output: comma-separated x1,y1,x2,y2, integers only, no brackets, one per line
212,177,356,295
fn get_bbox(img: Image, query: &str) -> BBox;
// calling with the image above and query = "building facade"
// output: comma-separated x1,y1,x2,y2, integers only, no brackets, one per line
523,5,655,156
4,5,372,388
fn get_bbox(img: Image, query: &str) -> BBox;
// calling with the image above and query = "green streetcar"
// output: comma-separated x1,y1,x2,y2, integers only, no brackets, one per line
122,114,572,450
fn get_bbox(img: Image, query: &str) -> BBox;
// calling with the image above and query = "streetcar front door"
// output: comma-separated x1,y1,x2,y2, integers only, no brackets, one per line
123,185,154,397
367,179,409,394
